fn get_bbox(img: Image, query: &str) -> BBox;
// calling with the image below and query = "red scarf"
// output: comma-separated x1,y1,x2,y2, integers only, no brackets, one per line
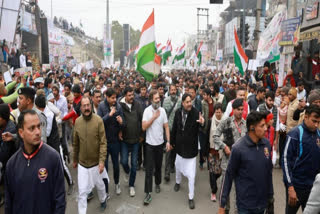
230,100,249,120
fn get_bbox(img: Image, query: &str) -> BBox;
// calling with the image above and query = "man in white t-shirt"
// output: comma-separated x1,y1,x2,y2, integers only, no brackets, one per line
142,90,170,206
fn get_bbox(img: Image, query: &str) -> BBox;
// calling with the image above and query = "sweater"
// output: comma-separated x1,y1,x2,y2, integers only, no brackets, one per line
73,113,107,168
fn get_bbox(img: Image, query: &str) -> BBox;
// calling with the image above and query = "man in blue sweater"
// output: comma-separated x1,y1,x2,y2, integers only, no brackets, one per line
219,111,273,214
282,104,320,214
5,109,65,214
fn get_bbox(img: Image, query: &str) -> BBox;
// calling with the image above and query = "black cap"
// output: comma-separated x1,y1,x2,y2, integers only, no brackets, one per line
72,84,81,94
264,61,270,68
18,87,36,98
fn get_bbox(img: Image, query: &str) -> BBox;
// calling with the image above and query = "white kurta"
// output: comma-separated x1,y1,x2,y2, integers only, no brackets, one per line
77,164,109,214
175,154,197,199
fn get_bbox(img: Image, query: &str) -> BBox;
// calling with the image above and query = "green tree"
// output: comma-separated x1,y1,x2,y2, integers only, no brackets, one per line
111,21,141,60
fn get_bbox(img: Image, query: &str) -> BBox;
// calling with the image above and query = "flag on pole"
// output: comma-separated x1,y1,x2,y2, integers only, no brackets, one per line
136,10,161,81
196,41,203,66
162,40,172,65
233,27,248,76
172,44,185,64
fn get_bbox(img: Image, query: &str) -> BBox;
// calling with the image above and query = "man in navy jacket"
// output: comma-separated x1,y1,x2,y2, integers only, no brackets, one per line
282,104,320,214
219,111,273,214
98,88,124,195
5,109,65,214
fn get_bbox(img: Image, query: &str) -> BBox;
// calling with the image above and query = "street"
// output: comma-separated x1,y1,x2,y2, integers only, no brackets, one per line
64,158,296,214
0,155,303,214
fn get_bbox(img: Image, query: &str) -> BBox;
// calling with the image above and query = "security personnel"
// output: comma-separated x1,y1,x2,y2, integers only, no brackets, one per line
219,111,274,214
5,109,66,214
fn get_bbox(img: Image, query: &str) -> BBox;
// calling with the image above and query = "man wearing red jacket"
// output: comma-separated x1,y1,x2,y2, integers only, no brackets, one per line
62,84,82,124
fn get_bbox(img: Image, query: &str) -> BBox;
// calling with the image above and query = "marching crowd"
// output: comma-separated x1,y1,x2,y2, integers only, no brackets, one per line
0,55,320,214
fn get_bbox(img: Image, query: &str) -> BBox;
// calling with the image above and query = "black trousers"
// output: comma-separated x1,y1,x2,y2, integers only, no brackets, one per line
279,131,287,165
285,186,311,214
138,141,146,167
144,143,164,194
164,149,176,177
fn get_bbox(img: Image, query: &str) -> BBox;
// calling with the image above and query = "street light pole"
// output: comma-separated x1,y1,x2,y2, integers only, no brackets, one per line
242,0,246,48
253,0,262,58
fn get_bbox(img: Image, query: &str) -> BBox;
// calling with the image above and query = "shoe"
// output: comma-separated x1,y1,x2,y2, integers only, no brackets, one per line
115,184,121,195
124,173,129,183
100,199,107,212
129,187,135,197
67,183,74,195
87,191,94,201
106,193,111,200
164,175,170,182
189,199,195,209
211,193,216,202
174,183,180,192
199,163,204,170
155,185,161,193
143,193,152,205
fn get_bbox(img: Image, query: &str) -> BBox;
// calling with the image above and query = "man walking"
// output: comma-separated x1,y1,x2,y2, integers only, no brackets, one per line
119,87,143,197
5,110,66,214
282,104,320,213
213,98,247,214
73,97,108,213
163,84,181,182
98,88,124,195
142,90,170,205
218,111,273,214
170,93,204,209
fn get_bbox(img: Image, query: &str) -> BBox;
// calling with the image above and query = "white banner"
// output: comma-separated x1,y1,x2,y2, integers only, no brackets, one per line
257,9,287,61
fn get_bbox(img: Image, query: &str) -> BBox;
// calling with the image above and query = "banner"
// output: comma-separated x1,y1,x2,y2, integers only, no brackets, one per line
21,9,37,35
257,10,287,61
279,17,301,46
216,49,223,61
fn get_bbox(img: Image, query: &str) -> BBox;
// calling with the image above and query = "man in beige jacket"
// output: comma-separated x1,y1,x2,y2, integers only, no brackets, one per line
286,88,299,133
73,96,108,214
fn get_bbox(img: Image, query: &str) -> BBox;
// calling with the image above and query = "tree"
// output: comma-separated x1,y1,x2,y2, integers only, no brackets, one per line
130,26,140,50
111,20,123,60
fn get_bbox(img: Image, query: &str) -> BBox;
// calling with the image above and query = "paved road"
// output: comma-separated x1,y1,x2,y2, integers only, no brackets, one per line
1,157,303,214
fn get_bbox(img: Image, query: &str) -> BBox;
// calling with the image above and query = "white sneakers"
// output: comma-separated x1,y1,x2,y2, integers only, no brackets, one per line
129,187,135,197
124,173,129,183
115,184,121,195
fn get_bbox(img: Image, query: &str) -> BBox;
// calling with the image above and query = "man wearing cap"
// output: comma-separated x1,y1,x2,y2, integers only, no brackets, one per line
293,90,320,124
10,87,47,143
34,77,44,90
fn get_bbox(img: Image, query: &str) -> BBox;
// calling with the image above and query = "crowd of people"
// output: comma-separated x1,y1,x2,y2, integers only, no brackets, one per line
0,54,320,214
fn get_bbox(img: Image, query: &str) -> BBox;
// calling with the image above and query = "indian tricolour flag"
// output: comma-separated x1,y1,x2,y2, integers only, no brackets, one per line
162,40,172,65
234,27,248,75
172,44,185,64
136,10,161,81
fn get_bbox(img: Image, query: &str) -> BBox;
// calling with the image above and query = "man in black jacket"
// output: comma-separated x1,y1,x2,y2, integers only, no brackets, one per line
119,87,143,197
170,93,204,210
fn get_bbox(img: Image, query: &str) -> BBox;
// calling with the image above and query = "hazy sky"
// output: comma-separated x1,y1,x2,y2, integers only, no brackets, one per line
39,0,229,48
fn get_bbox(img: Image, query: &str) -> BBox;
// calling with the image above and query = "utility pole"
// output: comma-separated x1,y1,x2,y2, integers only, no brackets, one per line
242,0,246,48
105,0,111,65
253,0,262,58
51,0,53,20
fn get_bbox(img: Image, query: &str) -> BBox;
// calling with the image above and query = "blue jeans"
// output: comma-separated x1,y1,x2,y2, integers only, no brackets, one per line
121,142,140,187
105,142,120,186
238,208,265,214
